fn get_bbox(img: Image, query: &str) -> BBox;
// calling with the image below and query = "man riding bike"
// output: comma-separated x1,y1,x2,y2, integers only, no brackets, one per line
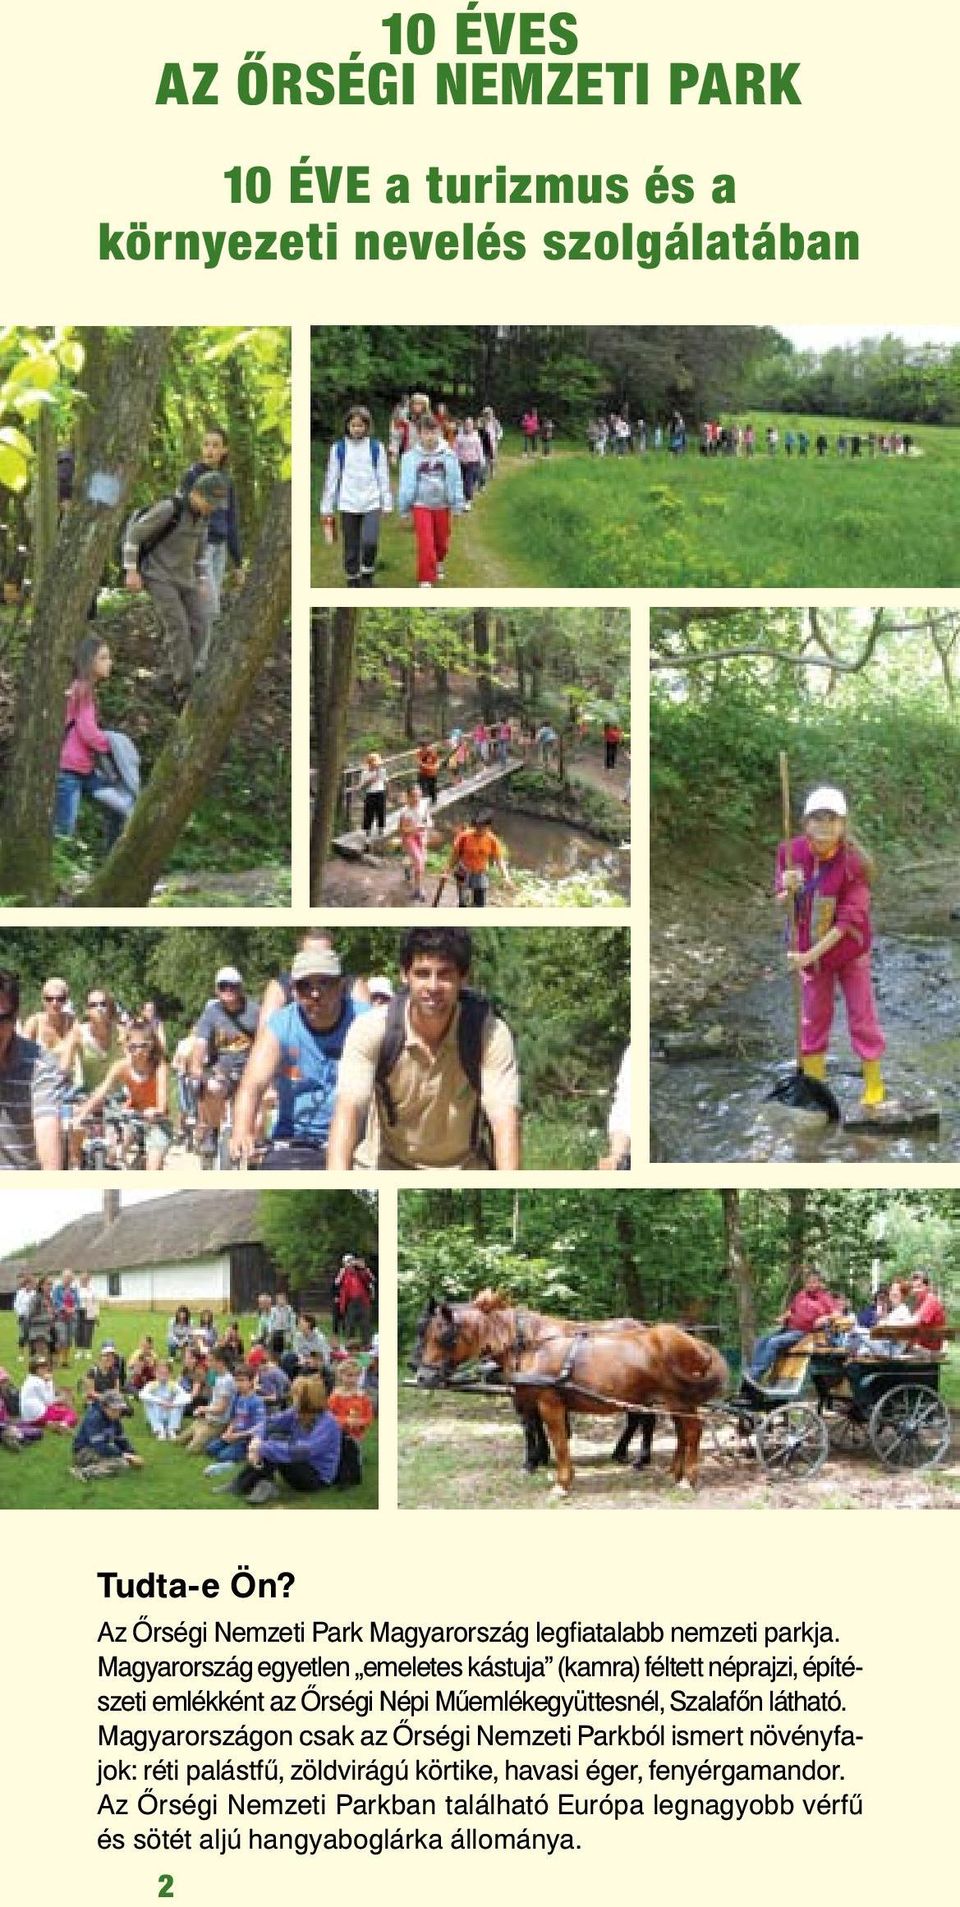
189,967,259,1160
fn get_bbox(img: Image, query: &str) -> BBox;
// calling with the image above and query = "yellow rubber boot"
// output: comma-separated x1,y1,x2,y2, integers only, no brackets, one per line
860,1058,885,1107
801,1052,827,1080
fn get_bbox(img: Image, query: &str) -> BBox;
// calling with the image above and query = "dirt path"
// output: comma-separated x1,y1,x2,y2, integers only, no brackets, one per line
399,1389,960,1511
311,452,563,591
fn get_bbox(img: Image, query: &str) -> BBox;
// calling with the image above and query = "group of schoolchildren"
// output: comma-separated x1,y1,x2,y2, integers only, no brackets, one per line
0,1270,377,1505
585,413,920,462
319,393,503,588
54,425,242,849
357,712,622,903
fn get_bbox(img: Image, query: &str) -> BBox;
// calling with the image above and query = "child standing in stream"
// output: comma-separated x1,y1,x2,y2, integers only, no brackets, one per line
776,785,886,1106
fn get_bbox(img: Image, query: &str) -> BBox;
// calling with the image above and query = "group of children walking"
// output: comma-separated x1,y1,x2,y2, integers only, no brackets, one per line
319,394,503,588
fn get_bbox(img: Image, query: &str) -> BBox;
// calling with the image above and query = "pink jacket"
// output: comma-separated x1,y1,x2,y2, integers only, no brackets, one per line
775,836,872,975
60,684,109,776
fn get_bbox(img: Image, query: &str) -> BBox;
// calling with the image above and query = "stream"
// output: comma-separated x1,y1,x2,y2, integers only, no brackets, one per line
651,931,960,1163
483,803,630,896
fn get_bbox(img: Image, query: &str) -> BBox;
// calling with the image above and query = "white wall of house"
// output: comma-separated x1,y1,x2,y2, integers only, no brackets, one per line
90,1255,231,1308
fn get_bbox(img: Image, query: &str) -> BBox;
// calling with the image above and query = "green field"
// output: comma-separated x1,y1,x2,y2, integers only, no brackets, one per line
0,1309,378,1513
311,416,960,589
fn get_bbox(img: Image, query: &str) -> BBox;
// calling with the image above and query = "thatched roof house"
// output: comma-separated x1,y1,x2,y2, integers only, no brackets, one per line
1,1190,274,1311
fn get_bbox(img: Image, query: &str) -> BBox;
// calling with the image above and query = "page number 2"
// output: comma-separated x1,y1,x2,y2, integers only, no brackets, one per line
158,1879,174,1899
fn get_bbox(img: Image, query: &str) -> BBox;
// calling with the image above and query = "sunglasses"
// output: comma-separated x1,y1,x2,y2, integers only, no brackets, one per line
44,993,68,1004
87,997,109,1009
217,982,242,992
295,979,339,998
128,1043,152,1054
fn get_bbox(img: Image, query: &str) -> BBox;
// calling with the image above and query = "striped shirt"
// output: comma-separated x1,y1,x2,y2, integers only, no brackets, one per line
0,1037,63,1170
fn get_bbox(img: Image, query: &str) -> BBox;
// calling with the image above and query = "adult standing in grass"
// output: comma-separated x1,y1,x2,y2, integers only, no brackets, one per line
75,1273,99,1360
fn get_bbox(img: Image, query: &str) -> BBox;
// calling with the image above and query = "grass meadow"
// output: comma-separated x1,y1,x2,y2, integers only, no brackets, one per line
311,415,960,589
0,1308,378,1512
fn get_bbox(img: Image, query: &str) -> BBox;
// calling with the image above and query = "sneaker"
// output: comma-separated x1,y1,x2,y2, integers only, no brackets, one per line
212,1477,242,1496
204,1460,236,1476
419,581,433,590
1,1427,22,1452
436,565,445,581
70,1465,92,1483
247,1478,280,1505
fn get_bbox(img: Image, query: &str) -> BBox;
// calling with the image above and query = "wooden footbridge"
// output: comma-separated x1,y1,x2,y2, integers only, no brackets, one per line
333,746,524,860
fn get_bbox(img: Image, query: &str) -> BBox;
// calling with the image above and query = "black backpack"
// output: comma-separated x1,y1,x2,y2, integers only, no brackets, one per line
125,494,185,569
336,1432,363,1488
374,986,498,1164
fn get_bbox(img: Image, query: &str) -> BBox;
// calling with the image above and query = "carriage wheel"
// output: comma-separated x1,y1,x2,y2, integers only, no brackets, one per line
755,1405,829,1479
867,1385,952,1470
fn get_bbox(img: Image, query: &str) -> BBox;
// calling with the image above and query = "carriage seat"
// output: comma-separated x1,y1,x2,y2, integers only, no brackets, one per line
738,1338,816,1403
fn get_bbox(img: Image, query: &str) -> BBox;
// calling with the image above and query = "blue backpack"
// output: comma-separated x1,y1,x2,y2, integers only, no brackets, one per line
335,437,382,472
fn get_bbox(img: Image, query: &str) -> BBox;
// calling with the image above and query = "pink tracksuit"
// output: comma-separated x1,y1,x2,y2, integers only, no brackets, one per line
776,836,885,1061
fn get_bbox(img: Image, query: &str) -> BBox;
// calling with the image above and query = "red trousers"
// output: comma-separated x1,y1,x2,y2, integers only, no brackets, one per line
412,506,451,584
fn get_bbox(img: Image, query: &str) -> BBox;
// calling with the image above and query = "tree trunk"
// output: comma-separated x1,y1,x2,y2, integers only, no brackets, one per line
310,604,357,903
32,401,59,598
786,1190,807,1288
434,663,449,734
722,1189,757,1363
618,1205,645,1319
473,607,495,722
78,479,290,907
0,326,173,900
515,641,526,701
403,639,416,739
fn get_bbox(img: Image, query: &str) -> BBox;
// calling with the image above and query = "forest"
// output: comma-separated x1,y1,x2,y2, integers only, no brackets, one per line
0,326,291,905
2,924,629,1167
650,608,960,1163
398,1186,960,1369
310,604,630,906
310,326,960,589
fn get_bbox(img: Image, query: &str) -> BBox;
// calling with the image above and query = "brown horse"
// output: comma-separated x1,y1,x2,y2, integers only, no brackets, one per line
412,1290,729,1492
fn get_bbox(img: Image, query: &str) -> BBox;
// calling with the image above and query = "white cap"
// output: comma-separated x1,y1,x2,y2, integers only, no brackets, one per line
803,786,847,819
215,965,243,987
367,975,394,1000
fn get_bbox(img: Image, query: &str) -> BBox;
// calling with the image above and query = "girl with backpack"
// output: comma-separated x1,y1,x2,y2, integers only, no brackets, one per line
320,405,393,587
54,636,135,845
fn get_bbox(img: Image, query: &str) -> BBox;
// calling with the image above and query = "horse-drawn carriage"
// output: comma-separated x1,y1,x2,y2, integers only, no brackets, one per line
410,1294,955,1491
729,1329,953,1477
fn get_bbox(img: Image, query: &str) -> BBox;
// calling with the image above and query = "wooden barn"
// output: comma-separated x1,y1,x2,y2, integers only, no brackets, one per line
6,1190,279,1313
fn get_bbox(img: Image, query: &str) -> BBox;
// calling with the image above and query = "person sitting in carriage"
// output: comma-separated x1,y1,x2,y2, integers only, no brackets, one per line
743,1265,848,1386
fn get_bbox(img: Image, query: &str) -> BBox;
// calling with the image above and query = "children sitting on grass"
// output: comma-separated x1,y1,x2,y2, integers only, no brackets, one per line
71,1390,144,1481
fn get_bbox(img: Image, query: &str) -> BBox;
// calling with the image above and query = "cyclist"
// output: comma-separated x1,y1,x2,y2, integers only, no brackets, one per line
76,1019,172,1171
189,967,259,1158
232,946,370,1167
57,986,126,1167
22,978,75,1053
